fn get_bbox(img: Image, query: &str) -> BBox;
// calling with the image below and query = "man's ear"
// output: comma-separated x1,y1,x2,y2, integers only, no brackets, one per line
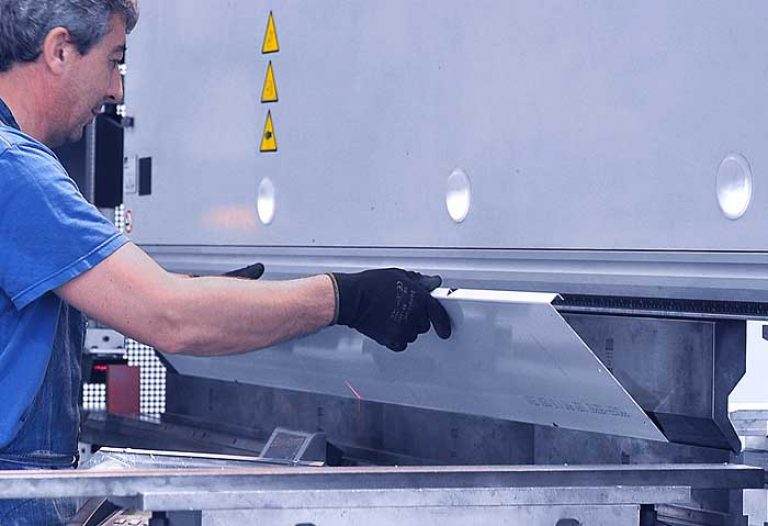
41,27,76,75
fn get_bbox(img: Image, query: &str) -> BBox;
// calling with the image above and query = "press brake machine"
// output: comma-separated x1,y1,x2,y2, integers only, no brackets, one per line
5,2,768,525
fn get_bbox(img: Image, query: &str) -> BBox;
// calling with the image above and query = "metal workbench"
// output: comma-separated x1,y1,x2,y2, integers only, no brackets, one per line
2,463,764,526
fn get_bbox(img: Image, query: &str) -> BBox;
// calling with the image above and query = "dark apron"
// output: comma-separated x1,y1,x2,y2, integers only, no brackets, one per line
0,301,85,525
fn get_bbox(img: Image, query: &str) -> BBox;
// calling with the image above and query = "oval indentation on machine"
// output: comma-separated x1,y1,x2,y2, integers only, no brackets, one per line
446,168,472,223
716,153,753,220
257,177,276,225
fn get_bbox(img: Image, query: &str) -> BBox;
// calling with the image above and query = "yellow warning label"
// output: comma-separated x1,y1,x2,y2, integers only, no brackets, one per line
260,110,277,152
261,61,278,103
262,12,279,54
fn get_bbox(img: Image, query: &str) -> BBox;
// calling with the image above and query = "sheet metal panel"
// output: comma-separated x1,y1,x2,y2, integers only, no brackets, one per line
162,289,666,441
124,1,768,252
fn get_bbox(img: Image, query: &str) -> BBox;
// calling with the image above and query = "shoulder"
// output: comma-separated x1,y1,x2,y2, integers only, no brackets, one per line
0,127,73,192
0,126,61,178
0,126,58,157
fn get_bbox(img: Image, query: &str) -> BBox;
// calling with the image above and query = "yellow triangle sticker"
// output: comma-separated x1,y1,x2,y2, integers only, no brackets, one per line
260,110,277,152
261,61,278,103
262,12,279,54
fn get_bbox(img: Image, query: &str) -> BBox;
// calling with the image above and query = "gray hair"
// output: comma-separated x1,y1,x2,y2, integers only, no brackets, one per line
0,0,138,72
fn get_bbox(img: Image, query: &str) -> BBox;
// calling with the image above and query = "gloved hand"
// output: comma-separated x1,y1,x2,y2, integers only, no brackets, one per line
222,262,265,280
189,262,265,280
329,268,452,352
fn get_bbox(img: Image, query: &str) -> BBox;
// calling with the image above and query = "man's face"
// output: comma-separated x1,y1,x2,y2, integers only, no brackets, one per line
52,14,126,146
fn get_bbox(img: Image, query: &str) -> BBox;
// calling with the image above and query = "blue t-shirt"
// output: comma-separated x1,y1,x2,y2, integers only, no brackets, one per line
0,102,128,447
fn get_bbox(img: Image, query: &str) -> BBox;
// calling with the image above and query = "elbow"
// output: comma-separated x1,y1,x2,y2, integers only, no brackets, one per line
158,328,201,356
138,292,224,356
153,334,186,355
146,309,194,355
147,333,184,356
108,275,205,355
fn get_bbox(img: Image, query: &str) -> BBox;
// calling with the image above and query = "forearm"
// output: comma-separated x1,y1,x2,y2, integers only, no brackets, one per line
166,274,335,356
57,243,448,356
56,243,336,356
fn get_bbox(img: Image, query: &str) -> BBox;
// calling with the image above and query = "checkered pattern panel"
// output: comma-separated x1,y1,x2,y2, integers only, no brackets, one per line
114,204,125,232
126,339,167,415
82,383,106,411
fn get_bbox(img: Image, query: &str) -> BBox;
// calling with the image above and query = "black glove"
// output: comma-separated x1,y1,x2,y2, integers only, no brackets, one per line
190,262,265,280
329,268,452,352
222,262,265,280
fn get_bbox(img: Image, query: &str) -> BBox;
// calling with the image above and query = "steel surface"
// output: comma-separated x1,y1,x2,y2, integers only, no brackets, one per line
146,245,768,307
125,2,768,252
122,486,689,511
163,288,666,441
123,2,768,303
190,505,643,526
0,464,760,501
565,315,744,451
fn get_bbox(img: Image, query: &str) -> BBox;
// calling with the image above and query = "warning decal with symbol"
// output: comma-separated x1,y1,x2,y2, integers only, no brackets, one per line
260,110,277,152
261,61,278,103
262,12,279,54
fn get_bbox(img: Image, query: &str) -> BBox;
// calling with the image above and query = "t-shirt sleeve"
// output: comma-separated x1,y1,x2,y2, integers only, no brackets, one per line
0,143,128,310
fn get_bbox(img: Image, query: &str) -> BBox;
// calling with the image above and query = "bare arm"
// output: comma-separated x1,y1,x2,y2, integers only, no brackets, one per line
55,242,335,356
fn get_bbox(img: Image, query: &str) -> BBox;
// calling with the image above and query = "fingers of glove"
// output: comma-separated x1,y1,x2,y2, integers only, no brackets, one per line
415,312,431,334
381,325,412,352
388,339,408,352
223,263,265,280
418,274,443,292
402,269,423,281
364,329,398,350
427,296,452,339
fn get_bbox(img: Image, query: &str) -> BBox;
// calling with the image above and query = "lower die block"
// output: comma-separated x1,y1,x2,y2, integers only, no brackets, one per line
106,365,141,415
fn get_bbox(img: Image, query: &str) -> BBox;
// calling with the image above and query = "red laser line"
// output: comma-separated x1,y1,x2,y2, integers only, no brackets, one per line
345,380,362,401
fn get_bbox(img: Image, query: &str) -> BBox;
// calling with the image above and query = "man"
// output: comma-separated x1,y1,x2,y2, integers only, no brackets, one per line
0,1,451,522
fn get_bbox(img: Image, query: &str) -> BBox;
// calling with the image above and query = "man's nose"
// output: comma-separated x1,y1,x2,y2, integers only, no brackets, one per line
106,67,124,104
